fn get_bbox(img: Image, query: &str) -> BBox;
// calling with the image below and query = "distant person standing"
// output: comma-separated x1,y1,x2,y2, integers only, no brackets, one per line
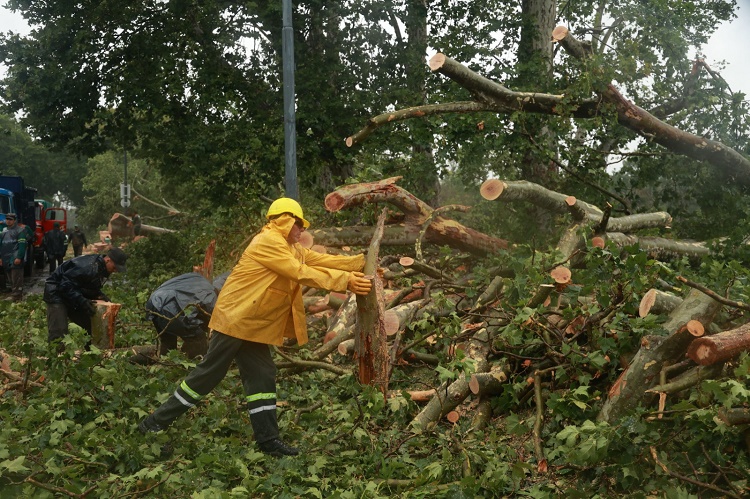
0,213,27,301
43,222,67,273
69,225,88,257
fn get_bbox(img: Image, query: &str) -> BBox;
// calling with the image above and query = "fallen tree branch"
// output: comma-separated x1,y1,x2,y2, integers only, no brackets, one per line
646,363,723,394
411,329,491,429
649,446,742,499
274,348,350,375
346,101,492,147
323,177,508,255
677,276,750,312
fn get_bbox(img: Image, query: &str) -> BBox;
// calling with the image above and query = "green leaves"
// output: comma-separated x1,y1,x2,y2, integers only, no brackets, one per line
0,456,29,474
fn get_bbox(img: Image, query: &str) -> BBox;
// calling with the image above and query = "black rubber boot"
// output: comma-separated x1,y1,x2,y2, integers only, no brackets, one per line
138,415,166,434
138,416,173,458
258,438,299,457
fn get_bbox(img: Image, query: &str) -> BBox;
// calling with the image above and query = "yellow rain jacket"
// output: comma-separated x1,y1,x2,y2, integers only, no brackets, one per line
208,214,365,346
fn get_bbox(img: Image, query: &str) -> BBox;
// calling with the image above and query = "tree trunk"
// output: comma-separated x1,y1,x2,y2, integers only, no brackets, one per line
718,407,750,426
90,301,122,349
355,209,389,394
404,0,439,204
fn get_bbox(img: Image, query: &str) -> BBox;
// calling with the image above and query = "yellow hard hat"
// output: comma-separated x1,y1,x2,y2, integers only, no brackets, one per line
266,197,310,228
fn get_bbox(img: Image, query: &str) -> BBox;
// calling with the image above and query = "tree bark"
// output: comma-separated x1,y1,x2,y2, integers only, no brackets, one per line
687,322,750,366
718,407,750,426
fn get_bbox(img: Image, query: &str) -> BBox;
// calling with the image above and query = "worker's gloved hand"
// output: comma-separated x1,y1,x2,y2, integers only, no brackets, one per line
348,272,372,296
83,300,97,316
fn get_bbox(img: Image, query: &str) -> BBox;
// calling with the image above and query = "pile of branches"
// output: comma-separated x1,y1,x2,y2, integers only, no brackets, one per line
277,178,749,494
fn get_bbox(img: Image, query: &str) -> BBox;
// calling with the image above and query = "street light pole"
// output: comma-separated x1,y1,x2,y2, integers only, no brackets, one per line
282,0,298,200
120,148,131,213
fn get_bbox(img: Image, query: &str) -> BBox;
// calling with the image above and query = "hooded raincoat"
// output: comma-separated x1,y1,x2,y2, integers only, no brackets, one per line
208,214,364,346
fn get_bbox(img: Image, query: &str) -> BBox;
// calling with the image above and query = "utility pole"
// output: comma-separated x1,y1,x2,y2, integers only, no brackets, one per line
120,149,131,213
282,0,298,200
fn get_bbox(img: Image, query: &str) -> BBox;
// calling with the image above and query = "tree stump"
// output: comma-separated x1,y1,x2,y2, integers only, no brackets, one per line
91,301,122,349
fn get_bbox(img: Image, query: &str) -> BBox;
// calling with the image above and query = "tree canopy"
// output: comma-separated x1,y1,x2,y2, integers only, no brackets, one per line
0,113,87,204
1,0,747,242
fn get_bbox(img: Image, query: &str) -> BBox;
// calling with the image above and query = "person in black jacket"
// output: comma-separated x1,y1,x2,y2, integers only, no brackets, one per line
68,226,88,257
43,222,68,273
43,248,128,349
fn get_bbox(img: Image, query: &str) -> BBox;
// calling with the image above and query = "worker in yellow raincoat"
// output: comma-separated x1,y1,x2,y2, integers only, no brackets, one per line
138,198,373,457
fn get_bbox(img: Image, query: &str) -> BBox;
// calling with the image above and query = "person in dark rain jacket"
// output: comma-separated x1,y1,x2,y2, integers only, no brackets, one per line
43,248,127,350
43,222,68,273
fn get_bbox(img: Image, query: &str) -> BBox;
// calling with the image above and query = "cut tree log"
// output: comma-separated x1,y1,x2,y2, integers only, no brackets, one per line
355,209,389,394
383,299,430,335
108,213,175,239
399,256,446,280
639,289,683,317
478,179,708,262
687,322,750,366
550,266,572,285
479,179,672,233
91,301,122,349
322,177,508,255
412,328,491,429
469,365,510,396
606,233,709,260
337,339,355,356
598,289,721,423
200,240,215,281
718,407,750,426
313,293,358,359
